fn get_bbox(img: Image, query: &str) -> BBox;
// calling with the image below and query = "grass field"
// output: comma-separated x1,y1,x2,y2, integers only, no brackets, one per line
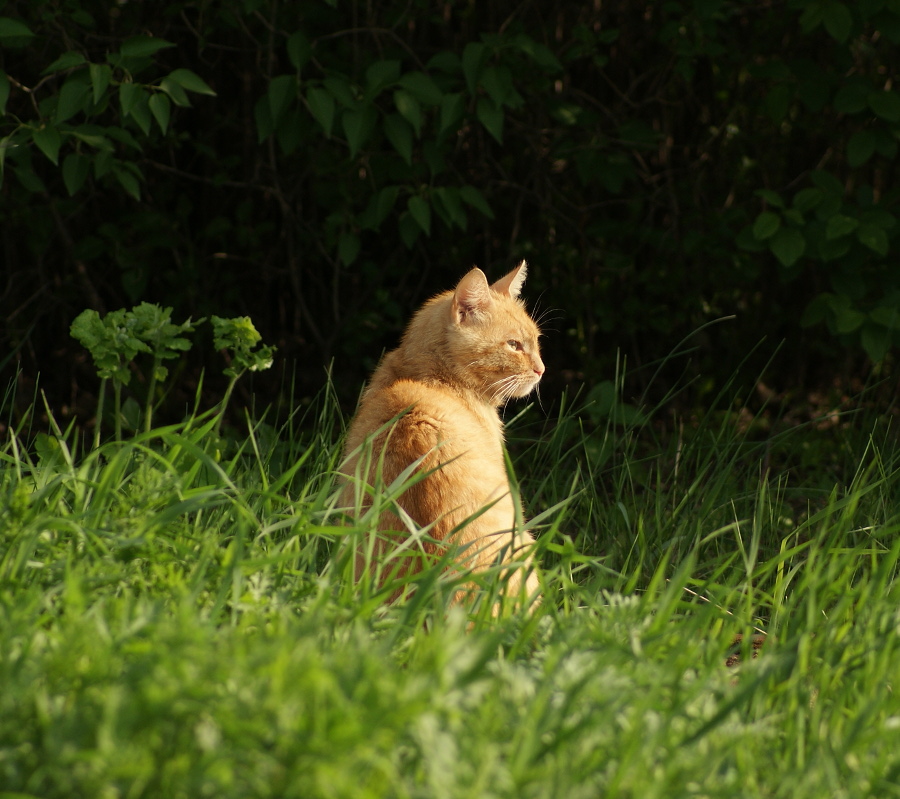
1,375,899,798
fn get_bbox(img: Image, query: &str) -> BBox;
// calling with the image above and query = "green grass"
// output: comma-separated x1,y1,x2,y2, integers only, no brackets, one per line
1,376,900,798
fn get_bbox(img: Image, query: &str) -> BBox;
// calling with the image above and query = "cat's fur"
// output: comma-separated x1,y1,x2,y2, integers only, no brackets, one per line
339,261,544,606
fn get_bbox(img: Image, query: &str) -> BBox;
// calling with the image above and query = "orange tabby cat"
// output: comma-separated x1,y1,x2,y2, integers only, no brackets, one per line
340,261,544,607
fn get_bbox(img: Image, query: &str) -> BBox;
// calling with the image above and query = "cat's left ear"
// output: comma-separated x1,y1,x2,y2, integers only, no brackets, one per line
491,260,528,299
452,268,492,323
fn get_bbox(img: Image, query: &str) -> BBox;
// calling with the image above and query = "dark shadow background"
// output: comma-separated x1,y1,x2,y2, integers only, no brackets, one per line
2,0,898,434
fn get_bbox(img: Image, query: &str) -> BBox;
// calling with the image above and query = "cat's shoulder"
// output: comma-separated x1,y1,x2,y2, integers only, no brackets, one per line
365,377,464,421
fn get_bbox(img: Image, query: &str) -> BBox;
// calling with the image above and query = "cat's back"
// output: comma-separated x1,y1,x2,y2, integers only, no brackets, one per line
344,360,501,464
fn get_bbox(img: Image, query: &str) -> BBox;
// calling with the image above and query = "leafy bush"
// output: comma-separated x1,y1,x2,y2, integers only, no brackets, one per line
2,0,900,422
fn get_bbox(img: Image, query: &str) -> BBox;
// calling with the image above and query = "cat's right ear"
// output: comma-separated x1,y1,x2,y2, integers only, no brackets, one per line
452,268,492,323
490,260,528,299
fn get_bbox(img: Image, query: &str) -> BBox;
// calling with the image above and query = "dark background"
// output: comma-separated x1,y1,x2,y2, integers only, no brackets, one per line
2,0,899,434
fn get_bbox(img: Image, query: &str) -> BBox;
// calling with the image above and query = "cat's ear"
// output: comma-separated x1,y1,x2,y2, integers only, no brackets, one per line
491,260,528,299
452,268,492,322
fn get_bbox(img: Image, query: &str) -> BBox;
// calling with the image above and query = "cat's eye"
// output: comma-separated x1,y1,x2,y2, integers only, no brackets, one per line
507,339,524,352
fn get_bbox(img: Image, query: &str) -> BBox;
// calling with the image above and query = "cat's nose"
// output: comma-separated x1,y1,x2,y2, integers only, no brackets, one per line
533,358,545,377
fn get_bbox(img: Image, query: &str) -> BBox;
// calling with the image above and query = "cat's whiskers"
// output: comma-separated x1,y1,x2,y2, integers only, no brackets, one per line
485,372,535,404
485,375,514,403
533,308,562,331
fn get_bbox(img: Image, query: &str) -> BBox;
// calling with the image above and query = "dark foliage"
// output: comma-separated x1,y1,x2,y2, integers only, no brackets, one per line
1,0,898,432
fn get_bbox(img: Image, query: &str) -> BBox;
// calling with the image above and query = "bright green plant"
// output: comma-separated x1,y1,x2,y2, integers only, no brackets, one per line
211,315,276,435
69,307,150,446
71,305,274,444
127,302,200,432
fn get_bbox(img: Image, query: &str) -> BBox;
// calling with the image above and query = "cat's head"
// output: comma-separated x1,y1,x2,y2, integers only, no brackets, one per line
442,261,545,403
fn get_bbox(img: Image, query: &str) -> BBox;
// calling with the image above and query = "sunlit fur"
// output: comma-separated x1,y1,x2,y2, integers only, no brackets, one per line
340,262,544,606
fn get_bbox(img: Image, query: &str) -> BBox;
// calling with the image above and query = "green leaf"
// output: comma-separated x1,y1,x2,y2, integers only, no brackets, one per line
407,195,431,235
857,222,889,255
56,75,90,123
811,169,845,196
62,152,90,196
398,71,443,105
736,225,767,252
480,66,514,107
847,130,876,167
0,17,35,43
800,2,825,31
159,77,191,108
861,322,891,362
149,92,171,134
130,302,198,360
338,231,361,266
286,31,312,71
792,188,823,213
871,304,900,330
433,186,467,230
41,51,87,76
129,93,152,135
753,188,785,208
342,105,376,157
462,42,487,96
823,1,853,42
867,90,900,122
860,208,897,229
0,70,9,115
166,68,216,96
833,79,871,114
384,114,413,165
14,164,47,193
211,315,273,374
834,306,865,334
784,208,805,227
359,185,400,231
825,214,858,239
427,52,462,74
90,63,112,105
119,83,142,117
72,125,115,151
113,162,141,200
306,87,335,136
459,185,494,219
476,97,504,144
32,124,62,165
120,37,175,59
323,76,357,109
800,294,830,327
93,150,113,179
752,211,781,240
398,211,421,249
267,75,296,124
365,60,401,96
516,36,563,72
439,93,465,134
393,90,423,137
769,227,806,267
827,295,865,333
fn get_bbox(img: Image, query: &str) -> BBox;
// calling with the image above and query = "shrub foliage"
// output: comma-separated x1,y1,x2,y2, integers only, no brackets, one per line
2,0,899,416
